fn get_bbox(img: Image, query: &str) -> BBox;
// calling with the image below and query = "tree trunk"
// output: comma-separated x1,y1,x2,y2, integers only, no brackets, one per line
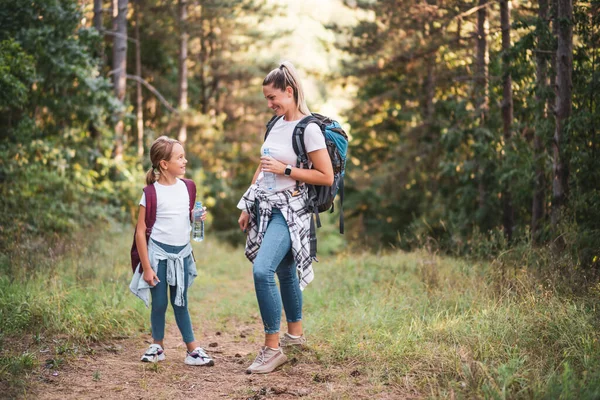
93,0,105,66
178,0,189,144
500,0,514,241
475,0,489,221
112,0,128,161
532,0,550,243
135,0,144,157
551,0,573,227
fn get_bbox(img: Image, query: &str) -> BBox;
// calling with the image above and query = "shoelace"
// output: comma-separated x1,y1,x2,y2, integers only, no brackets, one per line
254,348,268,365
189,348,210,360
146,346,161,356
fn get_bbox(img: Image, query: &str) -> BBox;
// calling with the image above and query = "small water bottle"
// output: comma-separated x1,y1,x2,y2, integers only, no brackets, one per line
192,201,205,242
262,147,276,191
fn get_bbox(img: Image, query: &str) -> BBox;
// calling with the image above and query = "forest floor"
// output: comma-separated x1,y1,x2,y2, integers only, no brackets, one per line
27,316,410,400
18,235,412,400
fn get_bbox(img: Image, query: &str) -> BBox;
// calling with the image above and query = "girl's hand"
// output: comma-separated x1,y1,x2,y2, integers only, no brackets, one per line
260,155,285,175
238,211,250,233
143,268,160,287
201,206,208,221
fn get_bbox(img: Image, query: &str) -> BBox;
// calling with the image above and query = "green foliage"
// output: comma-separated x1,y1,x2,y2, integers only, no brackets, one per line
331,0,600,279
0,0,128,259
0,39,35,110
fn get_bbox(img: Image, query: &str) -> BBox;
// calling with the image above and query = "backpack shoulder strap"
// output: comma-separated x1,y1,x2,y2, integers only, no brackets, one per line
264,115,284,141
143,184,157,233
292,114,322,168
181,178,197,221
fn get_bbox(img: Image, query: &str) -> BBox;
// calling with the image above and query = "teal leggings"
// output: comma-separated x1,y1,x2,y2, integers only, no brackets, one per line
150,240,195,343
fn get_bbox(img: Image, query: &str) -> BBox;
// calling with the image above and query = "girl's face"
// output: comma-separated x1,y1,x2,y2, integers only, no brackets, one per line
263,84,295,116
160,143,187,177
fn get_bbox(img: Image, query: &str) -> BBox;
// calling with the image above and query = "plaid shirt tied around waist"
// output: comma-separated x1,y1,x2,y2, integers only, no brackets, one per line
238,184,314,290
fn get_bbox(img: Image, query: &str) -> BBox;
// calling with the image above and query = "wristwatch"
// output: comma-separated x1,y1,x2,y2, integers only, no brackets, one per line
284,165,293,176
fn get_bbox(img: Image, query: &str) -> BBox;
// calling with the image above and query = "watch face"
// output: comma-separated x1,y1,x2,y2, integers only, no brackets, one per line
285,166,292,176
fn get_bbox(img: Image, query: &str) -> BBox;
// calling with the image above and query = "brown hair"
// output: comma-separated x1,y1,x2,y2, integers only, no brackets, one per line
145,136,181,185
262,61,310,116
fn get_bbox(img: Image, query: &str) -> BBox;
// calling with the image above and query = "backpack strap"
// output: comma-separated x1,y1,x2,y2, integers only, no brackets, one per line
264,115,283,141
291,114,320,170
338,176,344,234
181,178,197,221
143,184,157,235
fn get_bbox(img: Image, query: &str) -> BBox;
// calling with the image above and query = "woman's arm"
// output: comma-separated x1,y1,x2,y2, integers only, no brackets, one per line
260,148,334,186
239,163,262,232
250,163,261,184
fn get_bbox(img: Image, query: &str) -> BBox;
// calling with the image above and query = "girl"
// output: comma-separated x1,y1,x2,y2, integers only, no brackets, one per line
237,62,334,374
129,136,214,366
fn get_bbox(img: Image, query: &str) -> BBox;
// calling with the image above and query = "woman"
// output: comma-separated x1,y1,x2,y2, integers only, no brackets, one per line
237,61,333,374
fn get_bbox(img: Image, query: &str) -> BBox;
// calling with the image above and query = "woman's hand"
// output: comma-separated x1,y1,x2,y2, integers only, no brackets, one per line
238,211,250,233
200,206,208,221
260,155,286,175
143,268,160,287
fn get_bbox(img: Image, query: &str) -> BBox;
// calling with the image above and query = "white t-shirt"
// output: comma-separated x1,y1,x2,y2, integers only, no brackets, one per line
140,179,191,246
258,117,326,192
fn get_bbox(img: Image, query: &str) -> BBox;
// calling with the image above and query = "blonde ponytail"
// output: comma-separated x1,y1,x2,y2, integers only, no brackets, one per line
145,167,158,186
263,61,310,116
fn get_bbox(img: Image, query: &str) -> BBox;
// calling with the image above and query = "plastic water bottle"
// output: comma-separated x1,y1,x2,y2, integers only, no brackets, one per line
192,201,205,242
262,147,276,191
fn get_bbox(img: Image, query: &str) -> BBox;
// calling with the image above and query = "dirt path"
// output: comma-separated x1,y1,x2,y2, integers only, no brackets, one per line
29,320,411,400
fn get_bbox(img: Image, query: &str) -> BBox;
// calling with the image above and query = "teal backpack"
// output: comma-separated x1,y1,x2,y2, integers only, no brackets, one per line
264,113,349,257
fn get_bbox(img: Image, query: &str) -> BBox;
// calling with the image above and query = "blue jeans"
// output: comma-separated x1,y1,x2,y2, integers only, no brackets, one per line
150,240,195,343
253,208,303,334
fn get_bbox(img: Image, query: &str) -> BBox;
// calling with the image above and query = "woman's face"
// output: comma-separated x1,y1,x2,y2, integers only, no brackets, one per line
263,84,294,116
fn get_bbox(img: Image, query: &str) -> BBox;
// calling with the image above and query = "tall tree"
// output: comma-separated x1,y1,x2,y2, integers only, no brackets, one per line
111,0,128,161
134,0,143,157
475,0,490,222
177,0,188,144
93,0,104,64
532,0,551,243
551,0,573,227
500,0,514,241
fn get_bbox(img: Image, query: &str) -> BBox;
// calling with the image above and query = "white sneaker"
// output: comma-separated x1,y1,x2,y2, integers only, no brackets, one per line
184,347,215,366
140,344,165,363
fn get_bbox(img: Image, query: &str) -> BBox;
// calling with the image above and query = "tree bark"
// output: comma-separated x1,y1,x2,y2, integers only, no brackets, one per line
112,0,128,161
532,0,550,243
178,0,189,144
551,0,573,227
135,0,144,157
500,0,514,241
93,0,105,66
475,0,489,221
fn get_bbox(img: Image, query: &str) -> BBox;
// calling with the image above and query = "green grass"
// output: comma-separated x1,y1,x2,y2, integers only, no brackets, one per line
306,251,600,398
1,225,599,399
0,221,147,394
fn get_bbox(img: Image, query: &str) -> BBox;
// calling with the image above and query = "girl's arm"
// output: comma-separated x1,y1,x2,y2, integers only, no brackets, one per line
135,205,159,286
260,148,334,186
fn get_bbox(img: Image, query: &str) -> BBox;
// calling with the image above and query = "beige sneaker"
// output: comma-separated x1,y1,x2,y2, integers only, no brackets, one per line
245,346,288,374
279,332,307,348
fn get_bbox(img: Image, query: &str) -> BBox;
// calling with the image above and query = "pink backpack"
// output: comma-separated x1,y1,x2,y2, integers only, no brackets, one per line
130,178,196,273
